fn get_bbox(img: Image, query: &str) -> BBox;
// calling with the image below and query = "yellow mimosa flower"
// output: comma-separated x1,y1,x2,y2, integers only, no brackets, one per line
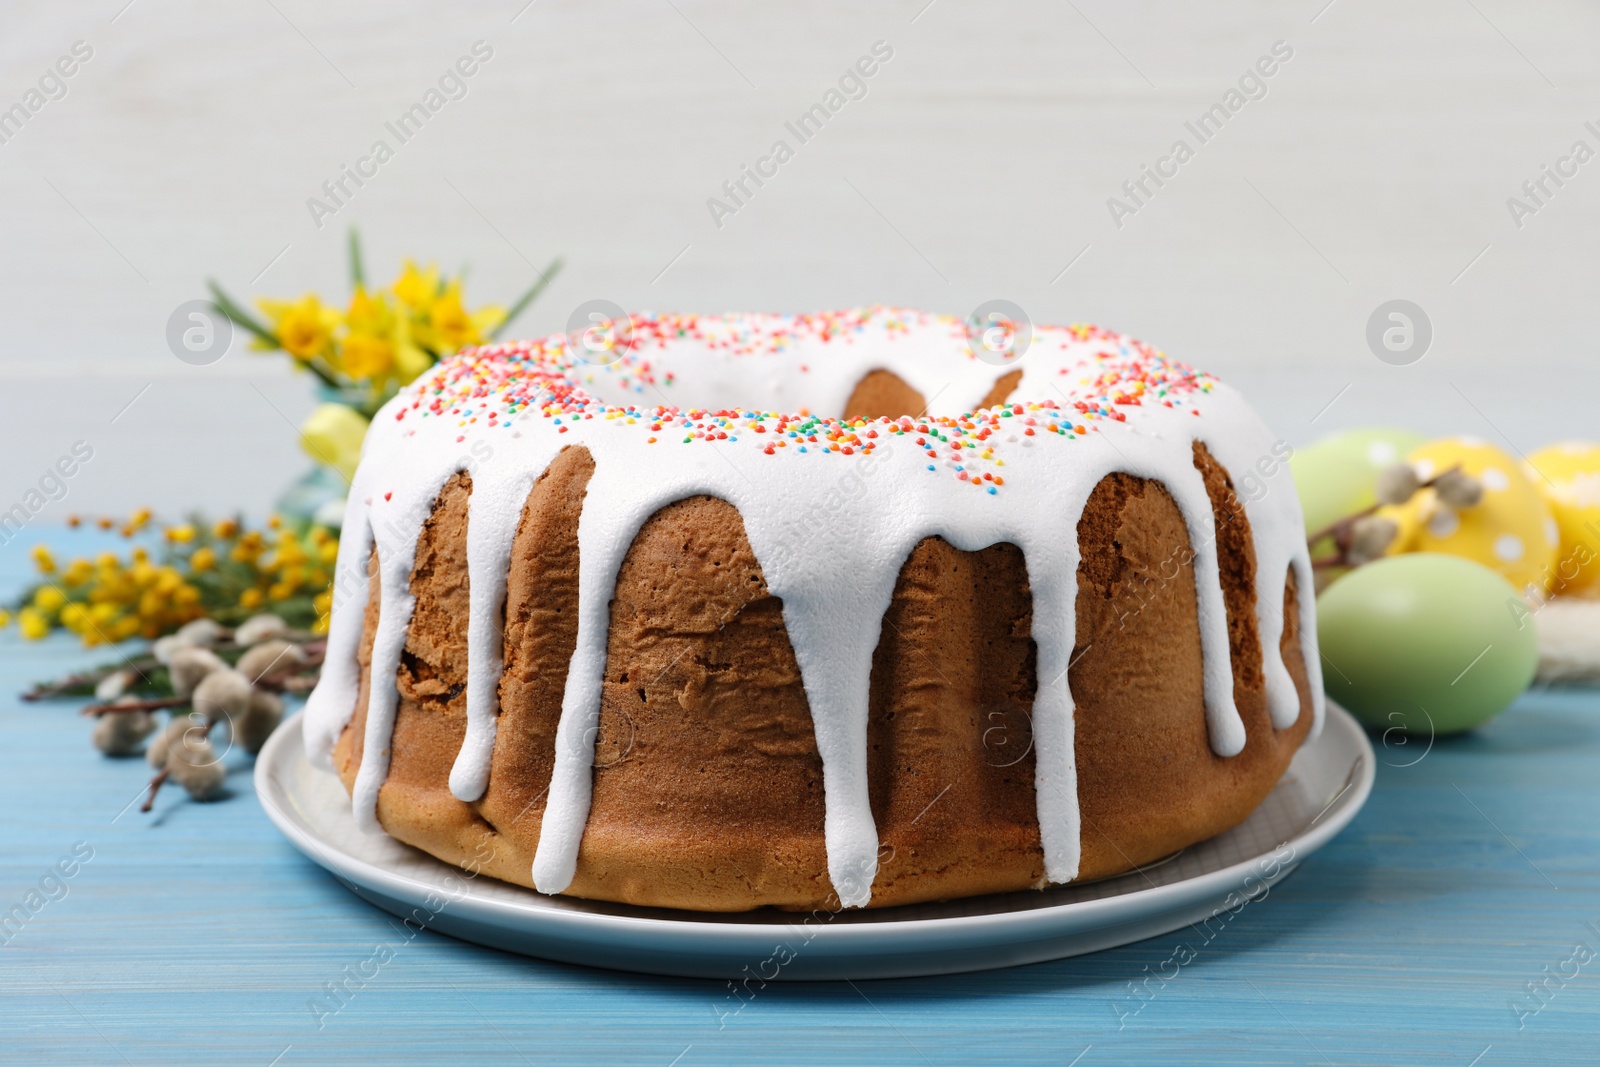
190,546,217,571
32,586,66,613
165,523,196,543
31,545,56,573
18,608,49,640
0,608,10,629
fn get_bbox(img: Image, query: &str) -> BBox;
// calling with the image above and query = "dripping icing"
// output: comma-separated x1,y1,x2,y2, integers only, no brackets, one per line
302,308,1323,904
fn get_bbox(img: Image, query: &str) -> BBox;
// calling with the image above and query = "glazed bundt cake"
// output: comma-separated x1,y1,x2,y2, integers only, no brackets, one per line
303,307,1323,912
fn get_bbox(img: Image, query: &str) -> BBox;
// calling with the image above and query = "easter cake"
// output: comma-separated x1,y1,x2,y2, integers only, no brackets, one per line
302,307,1323,912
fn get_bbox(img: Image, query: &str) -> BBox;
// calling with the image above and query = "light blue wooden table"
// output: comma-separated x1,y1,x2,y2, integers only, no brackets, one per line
3,533,1598,1066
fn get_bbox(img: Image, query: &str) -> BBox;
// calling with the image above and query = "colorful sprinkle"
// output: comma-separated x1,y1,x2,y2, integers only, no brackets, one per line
398,307,1212,496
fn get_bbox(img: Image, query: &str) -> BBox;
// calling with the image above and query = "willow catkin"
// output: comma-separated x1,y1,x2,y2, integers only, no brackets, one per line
191,668,253,724
93,707,157,757
166,731,227,802
234,614,290,645
235,690,284,754
168,646,227,699
235,639,305,685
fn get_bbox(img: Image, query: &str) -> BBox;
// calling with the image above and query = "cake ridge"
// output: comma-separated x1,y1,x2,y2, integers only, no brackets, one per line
303,308,1323,908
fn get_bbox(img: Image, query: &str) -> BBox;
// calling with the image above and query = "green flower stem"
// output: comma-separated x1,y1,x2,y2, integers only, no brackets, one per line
348,228,365,289
206,280,280,348
299,357,345,391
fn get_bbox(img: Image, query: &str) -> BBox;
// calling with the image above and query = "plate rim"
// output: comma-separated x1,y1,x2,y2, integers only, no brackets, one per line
256,705,1373,950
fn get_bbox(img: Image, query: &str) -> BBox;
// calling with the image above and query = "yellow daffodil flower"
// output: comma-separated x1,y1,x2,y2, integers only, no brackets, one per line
426,280,505,355
299,403,369,482
393,260,441,311
388,314,434,385
257,294,340,361
341,332,396,379
340,287,403,380
345,286,387,334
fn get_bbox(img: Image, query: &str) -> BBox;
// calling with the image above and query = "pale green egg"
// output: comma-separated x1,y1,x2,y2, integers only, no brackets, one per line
1292,427,1427,550
1317,553,1537,734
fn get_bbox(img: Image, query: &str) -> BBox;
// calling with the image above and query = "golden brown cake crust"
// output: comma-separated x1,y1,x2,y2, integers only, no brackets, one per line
867,538,1046,906
334,382,1315,912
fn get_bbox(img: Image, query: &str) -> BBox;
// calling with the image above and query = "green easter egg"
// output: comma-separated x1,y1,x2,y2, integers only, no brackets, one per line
1317,553,1537,734
1292,427,1428,546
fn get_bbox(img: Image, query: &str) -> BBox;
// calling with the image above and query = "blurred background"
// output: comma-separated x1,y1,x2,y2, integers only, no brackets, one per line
2,0,1597,518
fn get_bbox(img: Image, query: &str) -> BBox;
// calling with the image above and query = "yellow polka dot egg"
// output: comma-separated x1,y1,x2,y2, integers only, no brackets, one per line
1381,437,1557,595
1526,441,1600,596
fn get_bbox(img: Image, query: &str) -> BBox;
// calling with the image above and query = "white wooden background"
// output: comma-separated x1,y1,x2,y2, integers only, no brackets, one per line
2,0,1597,518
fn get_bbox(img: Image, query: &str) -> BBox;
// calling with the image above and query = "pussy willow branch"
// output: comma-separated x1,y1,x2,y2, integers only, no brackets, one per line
1306,463,1463,566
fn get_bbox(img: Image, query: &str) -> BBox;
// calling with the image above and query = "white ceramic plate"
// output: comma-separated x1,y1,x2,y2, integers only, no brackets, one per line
256,706,1373,980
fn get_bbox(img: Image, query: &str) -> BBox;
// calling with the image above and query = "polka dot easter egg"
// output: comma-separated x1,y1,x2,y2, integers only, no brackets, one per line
1526,441,1600,596
1381,437,1557,595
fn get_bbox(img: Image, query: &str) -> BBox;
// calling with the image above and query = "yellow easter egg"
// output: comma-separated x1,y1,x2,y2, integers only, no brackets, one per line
1380,437,1556,595
1525,442,1600,596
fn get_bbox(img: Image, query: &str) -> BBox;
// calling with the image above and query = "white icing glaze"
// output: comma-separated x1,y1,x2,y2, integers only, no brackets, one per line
449,448,555,802
301,464,376,771
303,308,1323,905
